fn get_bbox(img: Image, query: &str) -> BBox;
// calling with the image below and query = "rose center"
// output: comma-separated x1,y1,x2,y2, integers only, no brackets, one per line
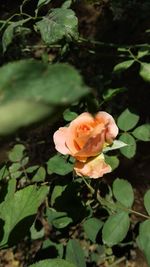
75,124,93,148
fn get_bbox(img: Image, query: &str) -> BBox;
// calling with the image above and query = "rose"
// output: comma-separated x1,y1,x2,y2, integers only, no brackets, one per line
53,111,118,178
74,153,111,179
53,111,118,162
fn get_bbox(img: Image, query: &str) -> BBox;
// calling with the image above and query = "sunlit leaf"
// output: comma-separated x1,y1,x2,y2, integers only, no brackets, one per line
102,211,130,246
32,167,46,182
113,178,134,208
0,185,49,247
47,154,73,175
8,144,25,162
132,124,150,141
66,239,86,267
36,8,78,45
29,259,76,267
105,155,119,171
117,109,139,131
83,218,103,243
37,0,52,8
113,60,134,72
47,208,72,229
139,62,150,82
103,140,127,152
119,133,136,159
137,220,150,266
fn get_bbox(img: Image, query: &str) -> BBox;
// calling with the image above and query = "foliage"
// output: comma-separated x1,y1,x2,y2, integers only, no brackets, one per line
0,60,89,134
29,259,76,267
0,0,150,266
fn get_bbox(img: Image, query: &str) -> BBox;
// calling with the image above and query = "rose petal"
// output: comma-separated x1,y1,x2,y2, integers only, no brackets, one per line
95,111,118,143
75,127,105,159
74,154,112,179
66,112,94,155
53,127,70,155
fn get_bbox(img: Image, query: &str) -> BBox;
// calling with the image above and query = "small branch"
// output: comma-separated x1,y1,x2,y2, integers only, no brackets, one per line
82,178,150,220
78,36,150,49
108,256,126,267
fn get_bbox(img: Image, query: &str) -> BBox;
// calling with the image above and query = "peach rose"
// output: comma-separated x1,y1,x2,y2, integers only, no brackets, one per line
53,111,118,162
74,154,111,179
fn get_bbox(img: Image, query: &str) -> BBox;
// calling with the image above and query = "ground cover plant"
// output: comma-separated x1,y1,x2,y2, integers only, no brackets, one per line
0,0,150,266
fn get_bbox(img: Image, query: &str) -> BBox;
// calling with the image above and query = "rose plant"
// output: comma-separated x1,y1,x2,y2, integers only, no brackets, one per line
53,111,118,178
0,0,150,266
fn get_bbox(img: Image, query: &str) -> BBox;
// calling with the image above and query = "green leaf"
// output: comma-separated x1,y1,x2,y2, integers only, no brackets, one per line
9,163,21,173
83,218,103,243
36,8,78,45
117,109,139,131
119,133,136,159
137,49,149,59
113,178,134,208
5,179,16,201
26,166,39,173
0,166,9,180
8,144,25,162
51,182,87,222
0,60,88,105
28,259,76,267
32,167,46,182
0,185,49,247
51,185,67,206
63,108,78,121
47,208,72,229
132,124,150,141
21,156,29,167
139,62,150,82
0,100,51,135
9,168,22,179
47,154,73,175
102,211,130,246
105,155,119,171
113,60,134,72
0,60,89,135
2,19,30,53
66,239,86,267
103,140,127,152
42,239,63,257
102,88,125,101
62,0,72,9
144,190,150,215
37,0,52,8
30,222,44,240
137,220,150,266
52,216,72,229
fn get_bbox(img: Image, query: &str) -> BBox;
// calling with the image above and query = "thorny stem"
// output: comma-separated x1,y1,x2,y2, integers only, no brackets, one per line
82,177,150,220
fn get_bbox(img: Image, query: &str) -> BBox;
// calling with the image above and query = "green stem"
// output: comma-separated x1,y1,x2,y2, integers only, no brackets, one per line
128,48,141,64
78,37,150,49
108,256,126,267
78,37,119,48
0,13,32,32
83,178,150,220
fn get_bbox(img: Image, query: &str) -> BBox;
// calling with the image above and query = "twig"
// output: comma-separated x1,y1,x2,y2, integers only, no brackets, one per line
108,256,126,267
82,178,150,220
